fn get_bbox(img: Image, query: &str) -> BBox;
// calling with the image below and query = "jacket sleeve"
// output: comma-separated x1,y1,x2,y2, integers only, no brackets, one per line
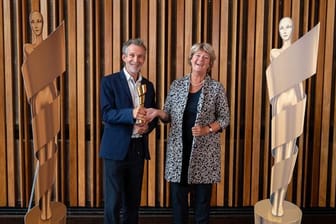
144,80,158,134
100,76,134,125
215,83,230,129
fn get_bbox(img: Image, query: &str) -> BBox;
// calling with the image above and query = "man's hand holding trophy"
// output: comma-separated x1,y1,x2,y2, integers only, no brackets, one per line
132,83,148,136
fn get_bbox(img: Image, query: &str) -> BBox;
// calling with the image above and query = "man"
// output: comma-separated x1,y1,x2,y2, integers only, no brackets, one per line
100,38,157,224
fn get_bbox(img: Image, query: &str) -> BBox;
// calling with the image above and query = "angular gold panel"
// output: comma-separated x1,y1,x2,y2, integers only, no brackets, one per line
22,22,65,100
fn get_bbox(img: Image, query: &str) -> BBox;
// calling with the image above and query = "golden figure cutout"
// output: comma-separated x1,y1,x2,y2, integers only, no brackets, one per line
255,18,319,223
21,11,66,224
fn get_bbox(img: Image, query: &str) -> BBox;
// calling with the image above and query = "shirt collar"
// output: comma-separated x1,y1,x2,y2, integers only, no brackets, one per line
123,67,142,83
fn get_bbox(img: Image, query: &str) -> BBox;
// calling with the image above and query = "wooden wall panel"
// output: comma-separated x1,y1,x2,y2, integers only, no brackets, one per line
147,0,157,207
228,0,239,207
211,0,222,206
0,0,335,209
94,0,102,207
58,0,67,204
332,80,336,206
139,0,149,206
76,0,86,207
301,0,312,206
175,1,185,79
88,0,94,207
311,0,327,206
263,0,273,201
244,0,255,206
218,0,229,207
319,0,335,207
67,0,78,207
237,0,246,206
103,0,112,74
0,0,7,206
292,0,307,207
16,0,27,208
251,0,265,205
331,0,336,207
112,1,121,72
3,0,16,207
157,0,166,207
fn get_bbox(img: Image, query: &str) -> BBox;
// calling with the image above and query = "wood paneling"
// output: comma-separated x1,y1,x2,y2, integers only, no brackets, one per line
319,0,335,207
76,0,85,207
0,0,7,206
251,0,265,205
0,0,335,209
3,0,16,207
67,0,78,207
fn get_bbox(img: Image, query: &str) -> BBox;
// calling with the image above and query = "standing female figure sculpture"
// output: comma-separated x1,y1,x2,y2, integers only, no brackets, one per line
23,11,59,221
268,17,305,217
255,16,319,223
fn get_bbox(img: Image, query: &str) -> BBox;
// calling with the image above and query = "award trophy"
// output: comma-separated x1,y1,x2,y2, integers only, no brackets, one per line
136,84,147,124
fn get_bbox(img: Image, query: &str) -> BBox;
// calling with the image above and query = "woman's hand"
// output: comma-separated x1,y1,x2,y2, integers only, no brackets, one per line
145,108,170,123
145,108,159,122
192,125,210,136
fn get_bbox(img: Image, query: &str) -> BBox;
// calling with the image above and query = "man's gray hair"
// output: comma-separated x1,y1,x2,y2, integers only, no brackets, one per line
122,38,147,55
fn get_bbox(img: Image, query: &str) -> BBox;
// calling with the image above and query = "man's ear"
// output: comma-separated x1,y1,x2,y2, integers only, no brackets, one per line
122,54,126,62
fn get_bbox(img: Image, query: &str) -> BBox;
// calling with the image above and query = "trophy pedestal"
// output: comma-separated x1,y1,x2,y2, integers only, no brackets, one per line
25,202,66,224
254,199,302,224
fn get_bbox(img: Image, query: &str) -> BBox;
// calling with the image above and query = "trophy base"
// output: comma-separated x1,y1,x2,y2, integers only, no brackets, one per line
254,199,302,224
25,202,66,224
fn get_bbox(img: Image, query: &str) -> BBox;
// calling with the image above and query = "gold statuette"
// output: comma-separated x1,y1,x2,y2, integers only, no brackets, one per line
136,84,147,124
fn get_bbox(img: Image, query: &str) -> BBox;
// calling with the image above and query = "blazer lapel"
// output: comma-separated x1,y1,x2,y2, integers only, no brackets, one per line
119,70,134,105
195,75,210,124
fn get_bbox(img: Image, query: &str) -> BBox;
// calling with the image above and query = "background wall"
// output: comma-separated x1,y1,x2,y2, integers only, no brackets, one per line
0,0,335,209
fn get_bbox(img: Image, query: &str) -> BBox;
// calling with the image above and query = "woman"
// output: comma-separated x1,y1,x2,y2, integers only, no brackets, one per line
268,17,305,217
146,43,230,223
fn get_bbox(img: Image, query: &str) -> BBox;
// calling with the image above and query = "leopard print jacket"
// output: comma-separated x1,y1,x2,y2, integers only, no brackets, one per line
163,74,230,184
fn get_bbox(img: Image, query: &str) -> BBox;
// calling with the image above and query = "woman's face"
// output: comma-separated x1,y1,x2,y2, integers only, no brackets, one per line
279,18,293,41
30,12,43,37
190,50,211,74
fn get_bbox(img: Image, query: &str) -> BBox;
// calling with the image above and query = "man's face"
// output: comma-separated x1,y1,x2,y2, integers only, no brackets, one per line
122,44,146,77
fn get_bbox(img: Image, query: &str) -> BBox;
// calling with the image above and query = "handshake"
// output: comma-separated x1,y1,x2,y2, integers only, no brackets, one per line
132,84,163,135
132,107,159,125
132,107,159,135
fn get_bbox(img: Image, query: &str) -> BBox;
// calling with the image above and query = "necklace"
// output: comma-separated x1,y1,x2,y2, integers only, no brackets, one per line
190,80,204,87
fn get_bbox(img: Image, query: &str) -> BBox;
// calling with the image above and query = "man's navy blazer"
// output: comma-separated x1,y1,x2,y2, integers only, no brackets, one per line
99,70,157,160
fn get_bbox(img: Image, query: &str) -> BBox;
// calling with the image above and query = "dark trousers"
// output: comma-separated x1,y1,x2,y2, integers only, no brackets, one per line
170,182,212,224
103,139,145,224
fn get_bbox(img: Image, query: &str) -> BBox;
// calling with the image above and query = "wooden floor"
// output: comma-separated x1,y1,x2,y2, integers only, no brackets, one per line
66,208,254,224
1,207,336,224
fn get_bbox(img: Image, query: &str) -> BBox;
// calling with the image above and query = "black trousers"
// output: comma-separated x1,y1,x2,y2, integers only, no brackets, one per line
103,138,145,224
170,182,212,224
